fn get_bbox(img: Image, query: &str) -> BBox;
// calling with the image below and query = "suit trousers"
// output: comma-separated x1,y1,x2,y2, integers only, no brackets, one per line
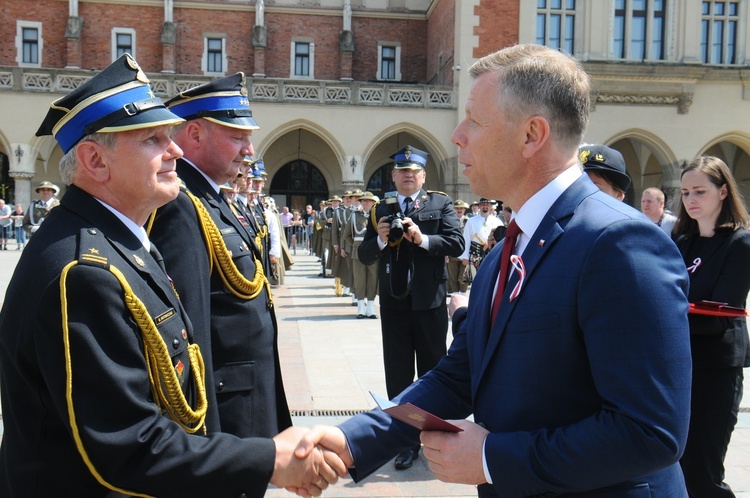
380,301,448,399
680,366,743,497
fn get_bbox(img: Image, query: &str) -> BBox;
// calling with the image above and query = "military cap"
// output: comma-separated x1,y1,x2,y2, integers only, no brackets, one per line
453,199,469,209
392,145,429,170
358,191,377,202
351,189,364,197
330,195,343,202
254,158,268,177
166,72,259,131
35,53,184,154
343,191,353,198
579,144,631,193
35,180,60,195
249,162,264,180
478,198,495,204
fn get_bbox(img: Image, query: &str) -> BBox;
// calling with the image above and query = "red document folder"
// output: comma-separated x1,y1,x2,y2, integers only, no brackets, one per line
689,301,748,317
370,391,463,432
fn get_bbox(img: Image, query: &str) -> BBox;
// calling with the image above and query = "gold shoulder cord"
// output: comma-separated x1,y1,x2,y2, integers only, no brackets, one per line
59,261,208,498
184,190,272,304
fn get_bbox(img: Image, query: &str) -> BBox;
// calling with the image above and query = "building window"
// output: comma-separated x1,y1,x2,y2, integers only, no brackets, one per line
112,28,135,61
16,21,42,67
701,1,740,64
291,40,314,79
203,36,226,75
377,43,402,81
614,0,666,60
536,0,576,54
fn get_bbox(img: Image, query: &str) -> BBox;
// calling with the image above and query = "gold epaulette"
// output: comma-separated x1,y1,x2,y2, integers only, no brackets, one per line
426,190,450,197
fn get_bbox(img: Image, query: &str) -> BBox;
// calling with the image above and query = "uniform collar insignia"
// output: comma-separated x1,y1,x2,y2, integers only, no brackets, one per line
133,254,145,267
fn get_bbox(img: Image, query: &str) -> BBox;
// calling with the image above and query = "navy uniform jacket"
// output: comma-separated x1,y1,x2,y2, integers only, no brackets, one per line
341,177,692,497
149,159,292,438
357,189,464,310
0,185,277,497
675,227,750,368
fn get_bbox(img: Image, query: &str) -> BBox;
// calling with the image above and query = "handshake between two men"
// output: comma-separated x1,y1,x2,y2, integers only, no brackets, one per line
280,420,491,497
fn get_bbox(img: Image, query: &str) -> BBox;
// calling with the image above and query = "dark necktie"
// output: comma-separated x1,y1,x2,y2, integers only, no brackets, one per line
490,219,520,325
149,244,168,275
403,196,412,216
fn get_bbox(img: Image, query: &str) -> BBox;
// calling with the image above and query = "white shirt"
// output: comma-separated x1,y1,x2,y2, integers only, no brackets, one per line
95,198,151,252
460,213,504,260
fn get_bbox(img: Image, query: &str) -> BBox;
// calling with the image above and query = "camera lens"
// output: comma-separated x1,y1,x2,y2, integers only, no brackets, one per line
389,218,404,242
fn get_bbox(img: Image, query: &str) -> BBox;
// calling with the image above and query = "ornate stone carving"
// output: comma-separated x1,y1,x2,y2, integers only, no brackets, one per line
65,16,83,39
253,25,267,48
161,22,176,45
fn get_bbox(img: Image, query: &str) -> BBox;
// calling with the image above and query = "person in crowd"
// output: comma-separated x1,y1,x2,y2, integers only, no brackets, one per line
674,156,750,497
281,206,294,246
467,200,480,218
356,144,464,471
0,199,11,250
10,203,25,250
343,191,379,319
24,180,60,235
0,53,343,497
460,198,504,273
148,73,291,440
331,192,353,298
296,43,691,498
579,144,631,201
642,186,677,235
305,204,315,254
446,199,470,294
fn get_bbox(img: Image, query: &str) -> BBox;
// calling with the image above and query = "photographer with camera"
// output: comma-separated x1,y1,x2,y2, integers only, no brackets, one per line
357,145,464,471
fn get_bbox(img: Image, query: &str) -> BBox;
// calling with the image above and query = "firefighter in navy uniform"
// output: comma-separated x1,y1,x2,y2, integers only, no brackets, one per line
0,54,341,497
148,74,294,441
357,145,465,470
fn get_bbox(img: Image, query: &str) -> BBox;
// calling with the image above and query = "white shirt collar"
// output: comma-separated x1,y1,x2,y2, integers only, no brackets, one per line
183,157,221,194
512,164,582,256
94,198,151,252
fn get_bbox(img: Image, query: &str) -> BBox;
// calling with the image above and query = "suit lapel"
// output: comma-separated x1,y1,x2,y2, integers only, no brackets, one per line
477,177,596,383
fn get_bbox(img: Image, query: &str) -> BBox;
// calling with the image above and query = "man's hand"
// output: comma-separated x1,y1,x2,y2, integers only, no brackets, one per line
448,293,469,318
402,218,423,245
377,216,391,244
340,249,347,257
421,420,489,485
270,426,347,496
461,258,469,267
295,425,354,468
270,254,278,264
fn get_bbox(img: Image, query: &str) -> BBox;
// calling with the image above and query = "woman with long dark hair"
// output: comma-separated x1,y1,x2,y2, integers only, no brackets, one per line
675,155,750,497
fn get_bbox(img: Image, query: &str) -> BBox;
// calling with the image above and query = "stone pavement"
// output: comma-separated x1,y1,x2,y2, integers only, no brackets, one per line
1,248,750,496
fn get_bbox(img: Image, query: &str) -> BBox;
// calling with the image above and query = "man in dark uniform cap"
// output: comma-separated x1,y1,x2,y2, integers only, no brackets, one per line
579,144,631,201
148,73,293,441
357,145,464,470
0,54,341,497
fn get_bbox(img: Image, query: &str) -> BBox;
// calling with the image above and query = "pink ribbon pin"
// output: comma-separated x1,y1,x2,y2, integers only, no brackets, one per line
687,257,702,274
509,255,525,302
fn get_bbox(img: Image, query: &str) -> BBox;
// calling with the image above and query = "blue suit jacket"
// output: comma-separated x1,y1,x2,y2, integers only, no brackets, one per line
340,176,692,497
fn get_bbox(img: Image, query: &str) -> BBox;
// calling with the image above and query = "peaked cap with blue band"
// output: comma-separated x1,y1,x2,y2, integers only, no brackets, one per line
35,53,184,154
391,145,429,170
165,72,259,131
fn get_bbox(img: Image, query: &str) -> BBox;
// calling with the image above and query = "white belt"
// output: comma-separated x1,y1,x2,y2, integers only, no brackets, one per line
354,236,364,242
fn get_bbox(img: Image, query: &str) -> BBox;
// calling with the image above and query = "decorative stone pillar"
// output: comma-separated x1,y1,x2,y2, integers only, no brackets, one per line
9,143,36,208
252,26,267,77
161,22,177,73
65,16,83,69
340,31,354,81
343,155,365,189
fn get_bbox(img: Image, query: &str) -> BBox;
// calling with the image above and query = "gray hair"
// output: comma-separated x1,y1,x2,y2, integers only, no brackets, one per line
469,44,590,150
59,132,119,184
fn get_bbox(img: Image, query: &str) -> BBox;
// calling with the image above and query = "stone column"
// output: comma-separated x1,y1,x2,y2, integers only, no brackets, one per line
161,22,177,73
340,31,354,81
65,16,83,69
9,143,36,209
252,26,267,77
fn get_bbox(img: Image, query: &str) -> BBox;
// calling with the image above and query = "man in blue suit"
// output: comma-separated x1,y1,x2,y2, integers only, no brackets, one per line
295,44,692,497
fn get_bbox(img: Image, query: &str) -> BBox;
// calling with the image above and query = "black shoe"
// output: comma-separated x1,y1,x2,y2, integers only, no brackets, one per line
367,314,378,319
357,314,365,319
394,448,419,470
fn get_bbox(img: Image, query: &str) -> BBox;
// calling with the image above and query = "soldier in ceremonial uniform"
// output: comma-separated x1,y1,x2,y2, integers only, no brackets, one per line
0,54,341,497
23,180,60,235
332,191,354,297
148,74,290,440
357,145,464,470
343,191,379,318
446,199,470,293
325,195,340,280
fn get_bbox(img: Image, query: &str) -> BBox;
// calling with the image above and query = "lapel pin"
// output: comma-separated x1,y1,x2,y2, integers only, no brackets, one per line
538,239,545,247
133,254,145,267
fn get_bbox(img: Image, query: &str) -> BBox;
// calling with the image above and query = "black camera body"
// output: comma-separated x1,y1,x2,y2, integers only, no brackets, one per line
383,192,405,243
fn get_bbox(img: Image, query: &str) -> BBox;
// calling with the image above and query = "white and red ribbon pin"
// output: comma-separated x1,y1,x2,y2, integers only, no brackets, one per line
509,255,525,302
687,257,702,274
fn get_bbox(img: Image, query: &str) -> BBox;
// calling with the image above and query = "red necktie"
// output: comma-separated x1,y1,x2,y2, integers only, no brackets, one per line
491,219,520,325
